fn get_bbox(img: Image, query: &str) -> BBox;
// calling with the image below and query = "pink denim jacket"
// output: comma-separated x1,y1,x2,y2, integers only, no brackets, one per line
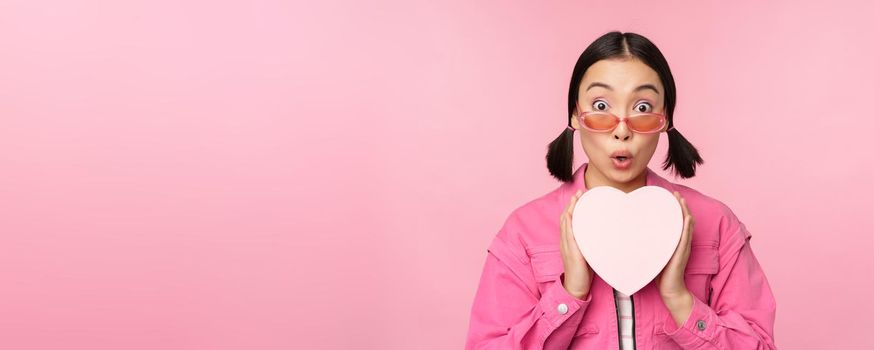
465,163,776,349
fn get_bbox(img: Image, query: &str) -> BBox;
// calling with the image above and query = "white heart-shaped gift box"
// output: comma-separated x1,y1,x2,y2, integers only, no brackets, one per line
571,185,683,296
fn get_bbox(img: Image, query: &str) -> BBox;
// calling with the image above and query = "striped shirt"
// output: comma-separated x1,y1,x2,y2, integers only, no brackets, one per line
614,288,635,350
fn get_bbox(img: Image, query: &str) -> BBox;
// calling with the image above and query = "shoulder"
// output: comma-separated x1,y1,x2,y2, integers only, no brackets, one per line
669,183,751,252
488,186,566,261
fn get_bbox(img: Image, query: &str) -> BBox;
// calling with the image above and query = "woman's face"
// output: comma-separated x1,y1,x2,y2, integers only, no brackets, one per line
571,57,669,186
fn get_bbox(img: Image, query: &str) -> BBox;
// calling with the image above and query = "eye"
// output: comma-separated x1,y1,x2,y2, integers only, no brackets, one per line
635,101,653,113
592,99,609,111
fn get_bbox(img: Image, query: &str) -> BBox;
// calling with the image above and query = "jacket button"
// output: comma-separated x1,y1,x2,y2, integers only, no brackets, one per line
557,303,568,315
696,320,706,330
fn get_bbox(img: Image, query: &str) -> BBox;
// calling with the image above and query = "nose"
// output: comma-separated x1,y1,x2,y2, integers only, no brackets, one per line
612,116,632,141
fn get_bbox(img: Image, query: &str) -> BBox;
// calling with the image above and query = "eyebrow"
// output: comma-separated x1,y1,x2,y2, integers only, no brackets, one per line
586,82,660,95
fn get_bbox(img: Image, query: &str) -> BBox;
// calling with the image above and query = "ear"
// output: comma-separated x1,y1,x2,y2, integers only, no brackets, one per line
571,114,581,130
571,105,581,130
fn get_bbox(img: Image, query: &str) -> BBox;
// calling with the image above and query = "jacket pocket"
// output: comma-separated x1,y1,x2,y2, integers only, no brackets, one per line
574,324,600,337
684,241,719,305
652,325,683,349
526,245,562,295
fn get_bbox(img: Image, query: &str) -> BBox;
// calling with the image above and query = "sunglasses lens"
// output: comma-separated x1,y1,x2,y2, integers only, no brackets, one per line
628,114,664,132
582,113,617,131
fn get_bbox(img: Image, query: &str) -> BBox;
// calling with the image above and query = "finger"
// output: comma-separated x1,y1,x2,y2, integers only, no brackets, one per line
673,193,685,231
560,193,571,244
682,216,692,245
564,212,578,257
566,213,580,249
669,228,684,266
563,211,576,255
680,197,693,236
682,215,692,245
568,190,582,218
674,193,691,241
562,190,583,259
564,189,579,212
560,211,568,252
679,194,690,219
565,213,579,256
563,192,580,251
671,219,689,264
685,209,694,248
568,191,583,250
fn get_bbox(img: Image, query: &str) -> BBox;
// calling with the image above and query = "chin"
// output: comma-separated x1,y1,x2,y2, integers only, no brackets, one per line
604,162,641,181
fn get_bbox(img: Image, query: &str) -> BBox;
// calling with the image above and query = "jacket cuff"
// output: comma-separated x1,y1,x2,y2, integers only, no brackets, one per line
539,272,592,328
661,292,719,347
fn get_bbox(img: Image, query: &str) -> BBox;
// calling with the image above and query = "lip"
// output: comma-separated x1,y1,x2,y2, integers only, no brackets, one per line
609,150,633,170
609,150,633,159
611,155,633,170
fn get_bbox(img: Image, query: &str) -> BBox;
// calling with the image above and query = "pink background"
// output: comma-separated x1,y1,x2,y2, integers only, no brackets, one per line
1,0,872,348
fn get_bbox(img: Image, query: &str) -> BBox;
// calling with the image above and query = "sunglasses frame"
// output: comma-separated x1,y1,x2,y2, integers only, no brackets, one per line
574,106,669,134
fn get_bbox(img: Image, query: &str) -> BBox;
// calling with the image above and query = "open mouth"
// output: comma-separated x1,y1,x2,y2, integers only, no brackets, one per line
610,155,633,169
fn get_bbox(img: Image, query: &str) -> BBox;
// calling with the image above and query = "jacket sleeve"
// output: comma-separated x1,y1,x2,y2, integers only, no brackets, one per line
465,223,593,350
660,207,777,349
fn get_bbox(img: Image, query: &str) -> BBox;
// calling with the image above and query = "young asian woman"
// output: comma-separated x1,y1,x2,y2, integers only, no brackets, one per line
465,31,777,350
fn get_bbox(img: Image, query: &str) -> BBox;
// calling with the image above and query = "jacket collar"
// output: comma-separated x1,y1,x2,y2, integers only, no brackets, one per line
558,162,675,206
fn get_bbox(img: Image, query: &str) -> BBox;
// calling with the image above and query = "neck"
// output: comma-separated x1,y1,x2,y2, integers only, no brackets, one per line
583,163,647,194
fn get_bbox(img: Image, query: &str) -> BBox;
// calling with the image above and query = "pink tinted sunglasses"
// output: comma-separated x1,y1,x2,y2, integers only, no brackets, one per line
573,105,672,134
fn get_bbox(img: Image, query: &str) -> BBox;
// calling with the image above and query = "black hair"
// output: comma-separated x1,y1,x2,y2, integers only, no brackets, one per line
546,31,703,182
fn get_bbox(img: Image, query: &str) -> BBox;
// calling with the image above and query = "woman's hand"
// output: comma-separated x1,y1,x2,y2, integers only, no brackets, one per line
559,190,595,300
655,191,695,325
